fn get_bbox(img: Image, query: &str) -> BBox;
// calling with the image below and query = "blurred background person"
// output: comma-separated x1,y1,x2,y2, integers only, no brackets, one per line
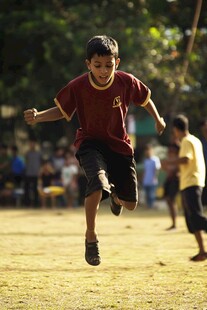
52,146,65,185
0,143,11,192
10,145,25,189
38,159,56,209
161,143,180,230
0,143,12,205
10,145,25,206
61,152,79,208
199,119,207,207
142,144,161,209
172,114,207,261
24,138,42,207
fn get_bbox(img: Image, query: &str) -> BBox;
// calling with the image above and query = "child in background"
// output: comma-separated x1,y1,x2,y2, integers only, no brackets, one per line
61,152,79,208
171,115,207,261
38,160,66,209
0,144,11,191
142,144,161,209
51,147,65,185
38,160,56,209
10,145,25,188
24,138,42,207
199,119,207,207
161,143,180,230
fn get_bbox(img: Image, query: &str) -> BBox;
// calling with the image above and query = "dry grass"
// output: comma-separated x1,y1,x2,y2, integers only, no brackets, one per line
0,203,207,310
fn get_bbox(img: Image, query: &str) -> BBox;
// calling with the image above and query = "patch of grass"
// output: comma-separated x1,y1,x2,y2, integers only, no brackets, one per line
0,205,207,309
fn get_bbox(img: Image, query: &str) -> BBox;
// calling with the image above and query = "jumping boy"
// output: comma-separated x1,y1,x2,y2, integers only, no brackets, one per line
24,35,166,266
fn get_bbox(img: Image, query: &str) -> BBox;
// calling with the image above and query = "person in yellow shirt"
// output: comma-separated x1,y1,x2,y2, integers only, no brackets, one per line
172,114,207,261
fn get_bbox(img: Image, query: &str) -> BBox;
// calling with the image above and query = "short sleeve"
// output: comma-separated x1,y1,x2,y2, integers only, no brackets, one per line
130,75,151,107
54,84,76,121
180,139,193,160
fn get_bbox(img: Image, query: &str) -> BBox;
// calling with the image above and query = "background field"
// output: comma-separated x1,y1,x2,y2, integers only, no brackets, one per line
0,204,207,310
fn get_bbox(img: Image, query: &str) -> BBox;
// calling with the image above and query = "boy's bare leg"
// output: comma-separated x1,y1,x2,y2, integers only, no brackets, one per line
111,193,137,212
85,190,102,242
166,197,177,229
114,194,137,210
194,230,206,254
190,230,207,261
122,201,137,211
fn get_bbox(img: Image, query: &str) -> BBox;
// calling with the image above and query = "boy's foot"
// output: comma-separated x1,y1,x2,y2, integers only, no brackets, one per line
165,225,176,231
190,252,207,262
85,240,101,266
110,193,123,216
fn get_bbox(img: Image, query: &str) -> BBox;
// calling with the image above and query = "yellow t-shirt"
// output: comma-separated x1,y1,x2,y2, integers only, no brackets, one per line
179,134,206,190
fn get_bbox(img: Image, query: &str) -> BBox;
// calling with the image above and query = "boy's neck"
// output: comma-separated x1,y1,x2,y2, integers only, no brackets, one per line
89,72,115,89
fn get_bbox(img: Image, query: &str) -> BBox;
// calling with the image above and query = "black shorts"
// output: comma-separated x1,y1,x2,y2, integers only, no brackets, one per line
163,177,179,199
75,140,138,202
181,186,207,234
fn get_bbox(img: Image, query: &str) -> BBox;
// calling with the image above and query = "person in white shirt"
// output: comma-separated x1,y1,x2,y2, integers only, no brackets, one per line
61,152,79,208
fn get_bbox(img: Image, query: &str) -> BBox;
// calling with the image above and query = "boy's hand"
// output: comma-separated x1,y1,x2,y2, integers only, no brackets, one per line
155,117,166,135
24,108,38,125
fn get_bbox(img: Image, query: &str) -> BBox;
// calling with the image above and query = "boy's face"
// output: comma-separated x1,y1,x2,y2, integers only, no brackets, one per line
173,127,182,140
86,54,120,86
145,148,152,157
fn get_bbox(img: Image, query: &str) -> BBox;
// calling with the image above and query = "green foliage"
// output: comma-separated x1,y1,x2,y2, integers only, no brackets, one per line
0,0,207,143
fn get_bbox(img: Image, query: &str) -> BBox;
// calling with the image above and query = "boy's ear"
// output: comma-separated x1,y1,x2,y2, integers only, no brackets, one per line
85,59,91,70
115,58,120,69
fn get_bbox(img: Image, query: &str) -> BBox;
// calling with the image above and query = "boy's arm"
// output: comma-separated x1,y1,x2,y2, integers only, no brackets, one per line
144,99,166,135
24,107,64,125
167,156,189,166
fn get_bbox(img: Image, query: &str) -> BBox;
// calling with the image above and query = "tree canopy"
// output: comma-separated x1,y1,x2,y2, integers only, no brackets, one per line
0,0,206,145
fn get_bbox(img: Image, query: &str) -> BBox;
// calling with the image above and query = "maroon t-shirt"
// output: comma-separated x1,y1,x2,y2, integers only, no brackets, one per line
54,70,151,156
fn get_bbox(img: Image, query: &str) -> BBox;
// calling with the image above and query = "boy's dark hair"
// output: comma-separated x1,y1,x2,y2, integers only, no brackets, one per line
173,114,189,132
86,35,119,61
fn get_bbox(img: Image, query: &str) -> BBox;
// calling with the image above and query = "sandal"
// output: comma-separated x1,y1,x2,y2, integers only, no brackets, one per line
190,252,207,262
110,193,123,216
85,240,101,266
